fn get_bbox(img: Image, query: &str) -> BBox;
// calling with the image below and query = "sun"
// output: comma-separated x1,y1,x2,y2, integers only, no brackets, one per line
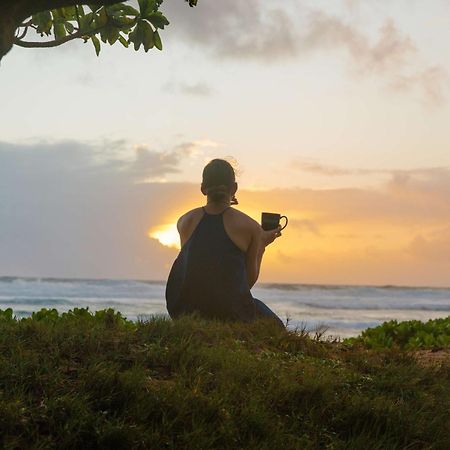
148,223,180,249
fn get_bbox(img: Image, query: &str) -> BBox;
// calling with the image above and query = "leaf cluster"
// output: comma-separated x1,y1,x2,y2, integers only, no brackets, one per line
17,1,172,55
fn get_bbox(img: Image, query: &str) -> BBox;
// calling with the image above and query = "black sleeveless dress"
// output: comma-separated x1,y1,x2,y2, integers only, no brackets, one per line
165,207,257,321
166,207,285,328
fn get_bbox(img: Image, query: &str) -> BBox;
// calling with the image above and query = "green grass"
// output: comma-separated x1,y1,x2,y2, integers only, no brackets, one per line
0,308,449,449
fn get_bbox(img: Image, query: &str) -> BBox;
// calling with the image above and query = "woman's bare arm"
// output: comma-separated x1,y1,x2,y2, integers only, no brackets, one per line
246,225,281,288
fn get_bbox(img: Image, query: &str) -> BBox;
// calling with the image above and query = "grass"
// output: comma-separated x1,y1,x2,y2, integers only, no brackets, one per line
0,308,449,449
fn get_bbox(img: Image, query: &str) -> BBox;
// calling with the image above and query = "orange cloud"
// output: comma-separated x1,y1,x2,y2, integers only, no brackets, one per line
230,170,450,286
2,140,449,286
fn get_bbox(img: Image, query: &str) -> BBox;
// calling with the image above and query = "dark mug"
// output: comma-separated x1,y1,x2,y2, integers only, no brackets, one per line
261,212,288,231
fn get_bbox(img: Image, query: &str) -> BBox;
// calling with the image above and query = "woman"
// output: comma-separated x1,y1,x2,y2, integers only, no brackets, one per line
165,158,284,328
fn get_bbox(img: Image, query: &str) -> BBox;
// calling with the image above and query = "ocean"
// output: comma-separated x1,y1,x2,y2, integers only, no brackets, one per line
1,276,449,338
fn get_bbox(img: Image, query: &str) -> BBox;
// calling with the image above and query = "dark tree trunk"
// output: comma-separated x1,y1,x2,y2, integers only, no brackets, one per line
0,0,124,61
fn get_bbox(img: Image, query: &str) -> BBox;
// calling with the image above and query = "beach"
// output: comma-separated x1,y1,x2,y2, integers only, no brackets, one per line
1,276,449,338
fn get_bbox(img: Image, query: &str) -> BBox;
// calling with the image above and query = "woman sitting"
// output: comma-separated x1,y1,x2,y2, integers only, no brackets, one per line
165,158,284,328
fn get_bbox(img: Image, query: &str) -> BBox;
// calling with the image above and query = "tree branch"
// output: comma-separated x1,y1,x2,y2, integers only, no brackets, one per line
5,0,125,23
14,32,83,48
13,25,107,49
16,26,29,40
1,0,127,60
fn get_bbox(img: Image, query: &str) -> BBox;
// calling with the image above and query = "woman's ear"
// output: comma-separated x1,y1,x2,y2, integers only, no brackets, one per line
200,184,207,196
232,182,238,195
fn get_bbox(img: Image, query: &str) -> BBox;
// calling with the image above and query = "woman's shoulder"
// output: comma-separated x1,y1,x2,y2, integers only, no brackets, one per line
177,207,203,228
227,208,260,229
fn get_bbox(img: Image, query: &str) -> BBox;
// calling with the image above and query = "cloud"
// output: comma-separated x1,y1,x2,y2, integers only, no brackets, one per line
408,227,450,262
289,219,321,236
183,3,404,66
163,0,298,61
241,165,450,227
302,15,415,74
0,139,183,182
128,144,191,181
302,15,448,104
163,1,448,104
386,167,450,199
292,159,450,196
1,139,450,285
388,65,450,106
0,140,183,279
0,139,213,279
291,160,382,176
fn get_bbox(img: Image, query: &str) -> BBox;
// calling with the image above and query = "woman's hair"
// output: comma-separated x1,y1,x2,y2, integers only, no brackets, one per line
202,159,238,204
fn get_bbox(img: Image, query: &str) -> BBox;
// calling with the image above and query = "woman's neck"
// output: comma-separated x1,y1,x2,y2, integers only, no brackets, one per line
205,199,231,213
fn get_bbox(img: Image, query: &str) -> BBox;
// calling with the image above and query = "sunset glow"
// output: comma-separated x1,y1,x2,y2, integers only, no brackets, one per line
149,223,180,250
1,1,450,286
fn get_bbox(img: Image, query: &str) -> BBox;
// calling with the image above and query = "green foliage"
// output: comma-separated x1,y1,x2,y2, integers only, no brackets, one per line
345,317,450,349
0,308,14,322
0,308,449,448
19,1,178,56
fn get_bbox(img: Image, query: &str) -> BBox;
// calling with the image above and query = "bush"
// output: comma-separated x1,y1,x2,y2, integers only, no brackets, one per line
345,317,450,349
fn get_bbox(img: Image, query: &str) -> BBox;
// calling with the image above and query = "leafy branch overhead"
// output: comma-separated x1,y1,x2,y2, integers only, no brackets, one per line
1,0,198,60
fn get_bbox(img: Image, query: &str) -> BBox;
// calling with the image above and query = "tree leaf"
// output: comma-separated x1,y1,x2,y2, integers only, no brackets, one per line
96,8,108,28
146,12,169,29
142,21,154,52
87,4,102,13
112,16,135,28
153,30,162,50
99,29,108,44
32,11,53,35
65,22,75,34
76,5,85,17
110,4,140,16
129,21,144,51
91,35,101,56
60,7,77,19
139,0,160,19
106,27,120,45
54,22,67,40
79,13,94,32
118,34,129,48
138,0,149,13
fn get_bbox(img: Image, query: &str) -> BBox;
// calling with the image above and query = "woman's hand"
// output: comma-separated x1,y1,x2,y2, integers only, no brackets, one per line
261,225,282,247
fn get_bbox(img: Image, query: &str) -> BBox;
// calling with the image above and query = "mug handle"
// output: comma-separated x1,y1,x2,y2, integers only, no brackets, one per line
279,215,288,231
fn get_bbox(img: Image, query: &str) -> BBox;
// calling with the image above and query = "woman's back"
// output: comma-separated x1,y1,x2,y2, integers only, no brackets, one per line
165,157,284,328
165,207,257,321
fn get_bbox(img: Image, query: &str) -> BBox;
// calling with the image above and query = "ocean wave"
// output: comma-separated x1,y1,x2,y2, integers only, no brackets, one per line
0,276,165,286
259,282,450,292
261,283,358,291
299,302,450,311
1,298,74,306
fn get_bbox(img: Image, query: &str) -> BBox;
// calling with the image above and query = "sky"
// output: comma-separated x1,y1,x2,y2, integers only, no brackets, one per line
1,0,450,286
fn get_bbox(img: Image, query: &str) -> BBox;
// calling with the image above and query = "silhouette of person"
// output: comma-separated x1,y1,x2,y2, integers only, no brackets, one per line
165,159,284,328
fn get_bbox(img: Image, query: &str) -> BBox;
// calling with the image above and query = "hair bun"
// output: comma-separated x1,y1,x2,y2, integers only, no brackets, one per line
206,184,230,202
206,184,228,195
